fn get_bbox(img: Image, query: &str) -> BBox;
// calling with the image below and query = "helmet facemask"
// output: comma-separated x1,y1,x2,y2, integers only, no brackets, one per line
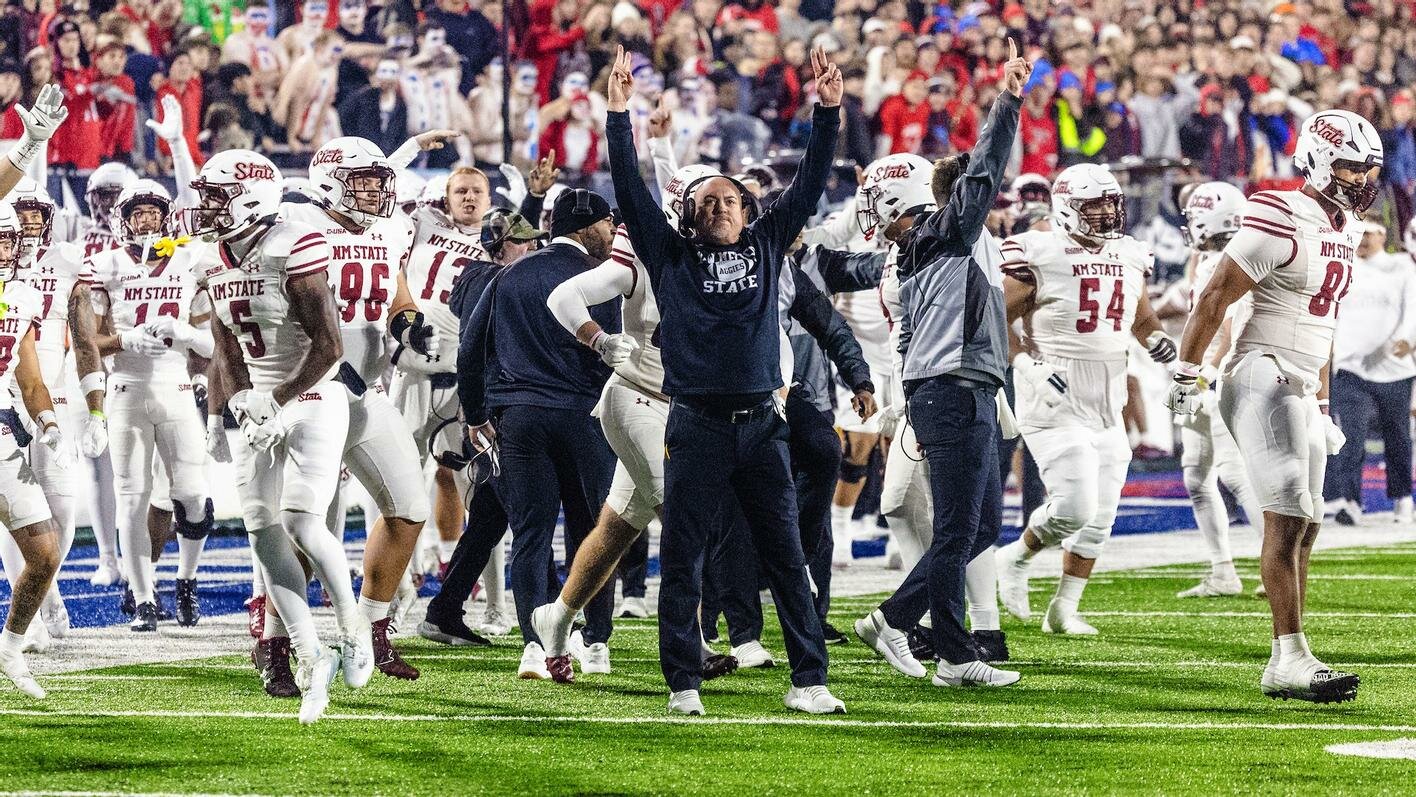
1326,159,1381,213
1072,193,1125,240
0,229,22,281
87,185,123,230
334,164,396,221
186,180,245,241
855,184,883,239
14,202,52,256
118,195,173,252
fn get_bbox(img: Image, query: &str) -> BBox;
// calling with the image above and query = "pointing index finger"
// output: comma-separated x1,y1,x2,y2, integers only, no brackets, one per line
1008,37,1017,62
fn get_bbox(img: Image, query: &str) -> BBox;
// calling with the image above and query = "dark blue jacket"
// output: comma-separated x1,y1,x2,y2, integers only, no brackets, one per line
607,103,840,398
456,242,621,425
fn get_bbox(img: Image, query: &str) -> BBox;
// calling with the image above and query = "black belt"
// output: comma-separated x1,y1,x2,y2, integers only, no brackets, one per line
675,396,776,424
938,373,998,392
336,362,367,396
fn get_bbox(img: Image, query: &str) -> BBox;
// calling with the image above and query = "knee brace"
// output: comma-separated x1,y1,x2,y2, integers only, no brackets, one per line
1061,524,1111,560
174,497,215,540
1026,497,1093,548
838,460,868,484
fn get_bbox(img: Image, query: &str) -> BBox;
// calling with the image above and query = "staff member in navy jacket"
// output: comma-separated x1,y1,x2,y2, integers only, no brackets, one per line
605,44,846,717
458,191,621,678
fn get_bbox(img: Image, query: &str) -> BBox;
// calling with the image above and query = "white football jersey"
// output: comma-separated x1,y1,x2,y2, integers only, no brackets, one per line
1190,249,1252,368
404,204,485,366
17,242,87,385
88,244,203,383
280,202,416,384
1002,230,1154,362
66,215,120,259
1223,189,1358,390
608,224,666,397
0,280,44,398
197,219,333,393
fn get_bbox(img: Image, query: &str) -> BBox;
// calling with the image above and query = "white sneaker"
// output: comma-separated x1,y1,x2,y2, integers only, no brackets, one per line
21,620,51,654
578,642,611,674
479,606,513,636
90,557,123,587
1264,655,1359,703
933,658,1021,687
0,648,44,699
340,616,374,689
730,640,777,668
785,684,846,714
617,596,649,618
519,642,551,679
667,689,705,715
1042,601,1098,635
530,604,571,657
1395,496,1414,524
417,545,441,577
1176,573,1243,598
853,609,927,678
996,548,1031,620
296,647,341,724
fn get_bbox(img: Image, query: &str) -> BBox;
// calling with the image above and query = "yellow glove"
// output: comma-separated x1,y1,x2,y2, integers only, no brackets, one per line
153,235,191,258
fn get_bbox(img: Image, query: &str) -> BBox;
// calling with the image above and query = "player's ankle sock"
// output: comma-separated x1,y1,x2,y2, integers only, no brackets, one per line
251,525,320,661
549,598,575,634
1000,538,1034,566
966,548,1000,630
830,504,854,544
1054,574,1088,612
120,513,155,603
1277,632,1310,661
1214,560,1238,582
359,595,391,624
1267,638,1281,669
264,610,287,641
0,629,23,655
438,539,457,562
176,537,204,580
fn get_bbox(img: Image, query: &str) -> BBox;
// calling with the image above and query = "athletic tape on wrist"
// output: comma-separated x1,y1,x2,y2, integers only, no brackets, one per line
79,371,106,395
37,409,56,429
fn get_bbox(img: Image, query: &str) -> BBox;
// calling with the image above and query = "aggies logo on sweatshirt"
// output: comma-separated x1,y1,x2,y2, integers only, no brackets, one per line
698,244,760,294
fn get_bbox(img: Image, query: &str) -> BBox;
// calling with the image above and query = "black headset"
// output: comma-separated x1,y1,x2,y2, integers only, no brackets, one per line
677,175,760,239
572,188,592,216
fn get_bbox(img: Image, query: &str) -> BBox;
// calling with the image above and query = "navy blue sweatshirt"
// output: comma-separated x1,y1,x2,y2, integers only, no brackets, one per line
457,242,621,425
607,104,841,398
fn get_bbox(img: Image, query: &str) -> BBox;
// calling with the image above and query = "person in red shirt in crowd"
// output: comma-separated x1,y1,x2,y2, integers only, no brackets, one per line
717,0,778,35
115,0,165,55
92,36,137,163
0,61,24,141
49,20,101,180
154,45,205,167
1018,66,1057,176
877,69,930,154
539,90,599,184
525,0,585,105
945,80,979,153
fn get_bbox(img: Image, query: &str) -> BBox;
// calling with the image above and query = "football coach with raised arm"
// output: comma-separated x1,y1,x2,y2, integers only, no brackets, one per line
604,44,847,717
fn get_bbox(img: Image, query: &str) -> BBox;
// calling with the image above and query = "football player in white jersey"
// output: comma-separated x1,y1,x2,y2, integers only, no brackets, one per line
1173,181,1267,599
993,164,1177,636
1169,110,1380,703
87,180,214,631
282,136,438,681
0,198,72,700
193,149,363,724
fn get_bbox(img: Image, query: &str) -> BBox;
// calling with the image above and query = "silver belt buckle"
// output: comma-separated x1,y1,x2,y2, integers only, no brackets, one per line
731,408,753,424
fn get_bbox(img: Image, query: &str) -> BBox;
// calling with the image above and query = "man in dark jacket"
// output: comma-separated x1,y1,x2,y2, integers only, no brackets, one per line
337,57,408,158
428,0,499,95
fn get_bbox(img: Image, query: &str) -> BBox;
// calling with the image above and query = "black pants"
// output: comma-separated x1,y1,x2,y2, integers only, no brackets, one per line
787,389,842,622
617,530,649,599
1326,370,1415,502
493,405,616,646
659,398,827,692
702,507,764,646
880,377,1002,665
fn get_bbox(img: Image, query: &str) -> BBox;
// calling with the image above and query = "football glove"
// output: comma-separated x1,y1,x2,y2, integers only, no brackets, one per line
79,410,108,458
206,414,232,463
120,327,168,356
1165,362,1208,416
1146,331,1178,364
36,412,71,469
590,331,639,368
391,310,440,357
1322,413,1346,455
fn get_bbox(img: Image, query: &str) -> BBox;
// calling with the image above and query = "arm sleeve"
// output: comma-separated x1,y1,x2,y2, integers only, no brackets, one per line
457,278,498,426
649,134,679,193
607,110,679,279
815,246,885,293
915,91,1021,250
387,136,422,169
168,119,200,208
799,193,858,250
1225,192,1299,284
546,257,637,336
788,267,873,391
755,104,842,254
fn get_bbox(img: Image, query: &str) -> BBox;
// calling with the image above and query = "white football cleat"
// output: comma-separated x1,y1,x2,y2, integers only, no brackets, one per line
0,648,45,699
530,604,571,657
519,642,551,679
785,684,846,714
340,615,374,689
296,647,341,724
667,689,705,716
617,596,649,618
21,620,51,654
1176,573,1243,598
90,557,123,587
933,659,1021,687
996,549,1031,620
1395,496,1414,524
1264,655,1359,703
479,606,513,636
854,609,927,678
1042,601,1099,635
730,640,777,669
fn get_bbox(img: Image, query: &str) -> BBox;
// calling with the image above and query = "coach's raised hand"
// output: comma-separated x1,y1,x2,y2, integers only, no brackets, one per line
812,46,842,107
1003,38,1032,98
607,46,634,113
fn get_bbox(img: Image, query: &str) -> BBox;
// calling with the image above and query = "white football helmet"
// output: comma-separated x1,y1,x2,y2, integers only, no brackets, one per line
1182,181,1246,250
10,177,55,252
662,164,721,231
1052,163,1124,240
0,201,22,281
86,162,139,229
113,179,173,250
187,150,283,241
856,153,935,240
1011,172,1051,204
395,168,427,214
420,173,450,213
308,136,396,227
1293,109,1383,212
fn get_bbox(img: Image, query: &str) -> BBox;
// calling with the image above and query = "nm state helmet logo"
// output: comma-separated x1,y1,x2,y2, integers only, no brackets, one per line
1309,117,1346,147
233,162,276,181
871,163,912,181
1053,180,1070,196
311,150,344,167
1190,194,1216,210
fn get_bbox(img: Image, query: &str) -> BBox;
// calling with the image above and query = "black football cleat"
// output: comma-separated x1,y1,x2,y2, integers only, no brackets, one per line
703,653,739,681
120,586,136,618
130,602,158,632
262,637,301,698
175,579,200,627
972,629,1010,662
417,614,491,647
372,618,420,680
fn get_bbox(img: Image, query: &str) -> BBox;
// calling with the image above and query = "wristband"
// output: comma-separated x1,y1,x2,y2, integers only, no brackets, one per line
1316,399,1330,406
7,135,39,172
79,371,107,395
588,330,607,352
1174,361,1201,381
89,409,106,420
37,409,57,429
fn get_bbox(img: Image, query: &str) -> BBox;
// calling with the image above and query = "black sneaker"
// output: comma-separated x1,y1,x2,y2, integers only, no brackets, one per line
130,601,158,632
703,653,738,680
821,622,850,645
175,579,200,627
972,629,1010,662
416,614,490,646
120,586,136,617
907,624,936,662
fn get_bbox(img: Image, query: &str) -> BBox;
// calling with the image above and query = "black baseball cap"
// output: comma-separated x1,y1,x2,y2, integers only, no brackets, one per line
550,188,612,239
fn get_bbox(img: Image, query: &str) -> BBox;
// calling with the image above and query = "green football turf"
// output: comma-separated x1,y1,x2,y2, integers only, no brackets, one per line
7,544,1416,795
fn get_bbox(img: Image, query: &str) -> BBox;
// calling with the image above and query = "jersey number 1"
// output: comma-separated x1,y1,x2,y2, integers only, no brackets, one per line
1076,278,1125,333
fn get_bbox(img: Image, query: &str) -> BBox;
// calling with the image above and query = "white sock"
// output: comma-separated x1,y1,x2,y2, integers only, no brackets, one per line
1054,574,1088,612
49,493,75,563
0,530,24,591
281,509,359,634
965,550,1000,631
549,598,574,634
0,629,23,655
359,595,391,624
1214,560,1238,582
481,535,506,612
831,504,854,558
176,536,204,580
438,539,457,562
1001,537,1036,567
119,495,155,603
250,526,319,661
250,546,266,598
1277,632,1310,661
263,604,287,641
1186,467,1233,566
87,454,119,563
